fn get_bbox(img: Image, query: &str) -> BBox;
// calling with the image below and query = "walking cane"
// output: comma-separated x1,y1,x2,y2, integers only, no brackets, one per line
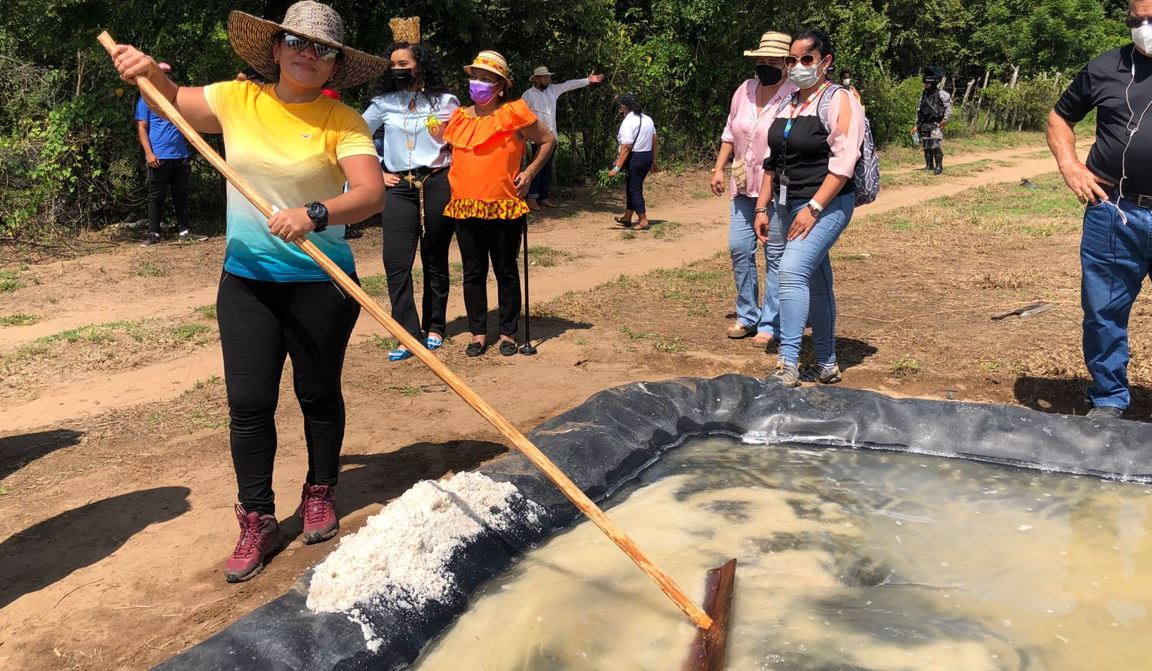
520,214,537,355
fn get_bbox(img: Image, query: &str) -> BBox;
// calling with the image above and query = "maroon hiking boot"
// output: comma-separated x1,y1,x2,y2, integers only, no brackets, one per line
296,483,339,544
224,504,281,584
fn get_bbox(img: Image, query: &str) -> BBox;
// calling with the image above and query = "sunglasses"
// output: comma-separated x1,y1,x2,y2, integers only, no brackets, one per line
784,54,822,68
281,33,341,62
1126,16,1152,28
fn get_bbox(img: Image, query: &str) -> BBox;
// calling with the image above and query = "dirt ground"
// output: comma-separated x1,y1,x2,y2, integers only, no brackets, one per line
1,136,1140,670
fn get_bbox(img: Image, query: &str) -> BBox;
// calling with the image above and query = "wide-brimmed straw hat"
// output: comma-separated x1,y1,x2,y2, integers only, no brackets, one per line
743,32,792,58
227,1,388,89
531,66,555,79
464,50,513,85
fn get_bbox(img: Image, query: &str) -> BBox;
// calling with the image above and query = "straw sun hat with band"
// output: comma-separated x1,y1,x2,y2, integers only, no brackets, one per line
228,1,388,89
464,50,514,87
743,32,791,58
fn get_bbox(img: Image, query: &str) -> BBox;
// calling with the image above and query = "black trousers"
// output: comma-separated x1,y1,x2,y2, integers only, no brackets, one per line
455,217,524,338
625,150,653,214
381,170,454,340
147,158,191,235
217,272,361,514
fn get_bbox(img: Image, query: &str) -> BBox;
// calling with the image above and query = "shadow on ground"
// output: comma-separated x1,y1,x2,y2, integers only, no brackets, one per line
0,428,85,480
0,486,191,608
1013,376,1152,422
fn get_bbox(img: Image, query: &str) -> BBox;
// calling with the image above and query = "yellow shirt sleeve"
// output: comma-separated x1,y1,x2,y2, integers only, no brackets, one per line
332,106,377,161
202,80,249,119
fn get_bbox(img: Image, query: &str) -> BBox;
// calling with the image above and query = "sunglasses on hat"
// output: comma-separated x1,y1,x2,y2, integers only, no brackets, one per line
280,33,341,62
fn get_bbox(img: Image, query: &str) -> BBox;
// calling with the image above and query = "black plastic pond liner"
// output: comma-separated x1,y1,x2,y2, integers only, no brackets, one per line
154,375,1152,671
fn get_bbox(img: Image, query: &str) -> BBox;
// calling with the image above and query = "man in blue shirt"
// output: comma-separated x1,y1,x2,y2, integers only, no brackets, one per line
134,62,204,245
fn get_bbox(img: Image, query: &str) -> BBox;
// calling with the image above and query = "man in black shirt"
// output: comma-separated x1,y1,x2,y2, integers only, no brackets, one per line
1047,0,1152,419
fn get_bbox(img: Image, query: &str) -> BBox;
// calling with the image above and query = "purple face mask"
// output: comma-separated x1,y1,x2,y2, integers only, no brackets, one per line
469,79,500,105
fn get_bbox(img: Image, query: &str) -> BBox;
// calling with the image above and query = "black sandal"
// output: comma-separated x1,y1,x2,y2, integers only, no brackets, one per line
465,342,487,357
499,340,518,357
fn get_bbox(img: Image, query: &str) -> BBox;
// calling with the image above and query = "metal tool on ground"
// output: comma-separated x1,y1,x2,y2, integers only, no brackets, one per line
98,32,734,666
520,216,538,355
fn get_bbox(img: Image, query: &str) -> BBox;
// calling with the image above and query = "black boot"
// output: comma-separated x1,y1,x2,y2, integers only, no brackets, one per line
923,146,934,171
933,148,944,175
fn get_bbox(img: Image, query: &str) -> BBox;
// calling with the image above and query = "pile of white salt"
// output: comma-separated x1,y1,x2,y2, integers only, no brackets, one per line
307,472,543,620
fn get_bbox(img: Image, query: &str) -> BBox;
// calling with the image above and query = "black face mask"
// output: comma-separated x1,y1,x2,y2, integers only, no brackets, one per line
390,68,415,88
535,82,549,90
755,64,783,86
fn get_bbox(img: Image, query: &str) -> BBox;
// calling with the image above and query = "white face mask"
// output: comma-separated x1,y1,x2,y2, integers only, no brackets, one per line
1134,23,1152,56
788,62,822,89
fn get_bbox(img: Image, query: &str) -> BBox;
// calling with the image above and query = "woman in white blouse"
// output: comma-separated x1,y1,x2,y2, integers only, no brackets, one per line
362,39,459,361
609,93,657,230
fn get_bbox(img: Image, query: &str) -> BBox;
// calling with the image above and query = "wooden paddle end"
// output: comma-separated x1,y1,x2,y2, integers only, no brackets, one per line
681,558,737,671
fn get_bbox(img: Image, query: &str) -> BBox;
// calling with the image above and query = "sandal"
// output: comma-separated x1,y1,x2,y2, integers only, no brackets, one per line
614,216,633,227
425,333,444,350
499,340,518,357
465,341,487,357
751,333,774,345
388,347,413,362
726,323,752,339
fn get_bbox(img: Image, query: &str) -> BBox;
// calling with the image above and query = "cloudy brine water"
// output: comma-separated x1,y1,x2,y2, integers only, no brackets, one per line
415,437,1152,671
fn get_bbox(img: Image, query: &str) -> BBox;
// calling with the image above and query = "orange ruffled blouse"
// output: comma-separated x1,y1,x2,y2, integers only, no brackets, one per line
442,99,537,220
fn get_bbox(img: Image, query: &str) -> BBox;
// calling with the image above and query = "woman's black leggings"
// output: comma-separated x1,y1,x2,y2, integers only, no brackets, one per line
625,150,654,214
381,170,454,340
454,216,524,338
217,272,360,514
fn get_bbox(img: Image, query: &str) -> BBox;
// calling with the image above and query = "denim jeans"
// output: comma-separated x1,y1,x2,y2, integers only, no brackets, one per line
775,193,855,366
1081,198,1152,410
729,195,784,336
527,144,555,201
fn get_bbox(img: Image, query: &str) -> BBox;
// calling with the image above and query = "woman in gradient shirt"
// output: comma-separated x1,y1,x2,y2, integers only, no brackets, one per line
112,1,387,583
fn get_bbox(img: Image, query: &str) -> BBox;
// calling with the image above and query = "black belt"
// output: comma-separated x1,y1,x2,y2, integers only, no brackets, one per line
1104,186,1152,209
399,165,446,178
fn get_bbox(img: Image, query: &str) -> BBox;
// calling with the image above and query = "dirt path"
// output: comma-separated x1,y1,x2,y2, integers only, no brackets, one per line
0,141,1069,670
1,144,1064,433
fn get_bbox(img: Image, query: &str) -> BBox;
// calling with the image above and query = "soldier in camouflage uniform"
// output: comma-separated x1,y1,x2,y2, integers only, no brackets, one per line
914,66,953,175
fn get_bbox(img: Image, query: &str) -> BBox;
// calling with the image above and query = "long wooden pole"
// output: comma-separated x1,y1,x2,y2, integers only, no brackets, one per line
98,32,713,630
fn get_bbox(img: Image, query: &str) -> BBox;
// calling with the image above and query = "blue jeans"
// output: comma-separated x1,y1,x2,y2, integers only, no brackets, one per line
527,144,554,201
1081,198,1152,410
776,193,855,366
729,195,784,335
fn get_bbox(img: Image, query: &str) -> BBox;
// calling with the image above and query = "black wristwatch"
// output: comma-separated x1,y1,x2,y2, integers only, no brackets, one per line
305,201,329,233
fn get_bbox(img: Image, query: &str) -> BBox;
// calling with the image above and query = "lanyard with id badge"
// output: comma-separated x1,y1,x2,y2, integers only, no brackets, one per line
778,81,829,205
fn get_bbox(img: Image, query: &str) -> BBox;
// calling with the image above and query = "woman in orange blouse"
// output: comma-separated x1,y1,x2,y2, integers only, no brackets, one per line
444,50,555,357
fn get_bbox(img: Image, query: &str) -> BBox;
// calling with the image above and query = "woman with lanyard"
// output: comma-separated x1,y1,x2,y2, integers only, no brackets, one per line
711,31,796,345
609,94,657,230
753,29,864,387
443,51,555,356
113,1,387,582
362,18,459,361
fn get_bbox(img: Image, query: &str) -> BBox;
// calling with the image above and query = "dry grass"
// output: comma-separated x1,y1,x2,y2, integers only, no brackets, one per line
0,309,219,401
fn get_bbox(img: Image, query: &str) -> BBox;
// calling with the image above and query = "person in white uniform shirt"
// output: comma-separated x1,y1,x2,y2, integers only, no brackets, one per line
521,65,605,210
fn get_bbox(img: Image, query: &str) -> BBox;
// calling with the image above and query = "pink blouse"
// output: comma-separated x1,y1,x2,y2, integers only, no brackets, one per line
720,79,797,199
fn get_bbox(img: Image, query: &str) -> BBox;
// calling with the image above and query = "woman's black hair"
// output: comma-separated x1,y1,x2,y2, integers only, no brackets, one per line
793,29,835,63
618,92,642,115
376,42,448,107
